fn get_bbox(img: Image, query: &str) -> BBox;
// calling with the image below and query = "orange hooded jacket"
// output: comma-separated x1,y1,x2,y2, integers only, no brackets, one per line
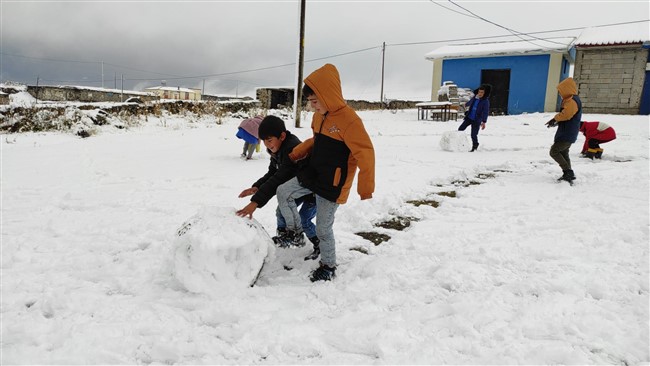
289,64,375,204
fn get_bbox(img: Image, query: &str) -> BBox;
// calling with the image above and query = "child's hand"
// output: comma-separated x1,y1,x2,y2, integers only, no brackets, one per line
238,187,258,198
236,202,258,219
545,118,557,128
481,122,486,130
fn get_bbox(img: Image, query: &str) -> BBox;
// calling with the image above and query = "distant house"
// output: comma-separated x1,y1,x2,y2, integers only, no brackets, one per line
256,87,294,109
425,38,575,115
572,22,650,115
145,86,202,101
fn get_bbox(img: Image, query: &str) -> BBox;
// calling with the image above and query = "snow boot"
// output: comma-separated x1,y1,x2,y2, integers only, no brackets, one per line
595,148,603,159
585,148,597,160
272,228,288,246
304,236,321,261
470,143,479,152
275,230,306,248
558,169,576,182
309,262,336,282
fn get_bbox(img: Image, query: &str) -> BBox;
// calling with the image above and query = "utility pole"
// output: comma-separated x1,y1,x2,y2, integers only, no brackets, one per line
101,61,104,89
121,74,124,102
293,0,306,128
380,42,386,105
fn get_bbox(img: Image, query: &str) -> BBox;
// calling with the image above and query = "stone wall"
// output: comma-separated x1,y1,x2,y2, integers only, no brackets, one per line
256,87,421,111
573,45,648,114
27,86,159,103
346,99,419,110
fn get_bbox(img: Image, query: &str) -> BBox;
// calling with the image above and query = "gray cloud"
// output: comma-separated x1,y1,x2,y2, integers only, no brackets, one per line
2,0,647,101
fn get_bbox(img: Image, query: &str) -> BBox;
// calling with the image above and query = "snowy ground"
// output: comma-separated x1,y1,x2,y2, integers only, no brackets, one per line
1,109,648,364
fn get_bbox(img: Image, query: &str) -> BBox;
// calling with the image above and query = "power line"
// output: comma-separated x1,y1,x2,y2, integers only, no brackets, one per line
427,0,479,19
0,52,100,64
126,46,382,81
387,19,649,47
446,0,571,50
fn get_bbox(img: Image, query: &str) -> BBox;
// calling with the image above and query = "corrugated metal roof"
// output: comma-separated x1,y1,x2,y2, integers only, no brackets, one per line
574,22,649,46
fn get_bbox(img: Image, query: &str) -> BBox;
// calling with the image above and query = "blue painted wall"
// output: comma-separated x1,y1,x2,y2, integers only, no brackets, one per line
442,54,551,114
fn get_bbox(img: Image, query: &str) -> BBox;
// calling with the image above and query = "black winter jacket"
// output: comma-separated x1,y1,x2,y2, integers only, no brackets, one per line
250,131,302,208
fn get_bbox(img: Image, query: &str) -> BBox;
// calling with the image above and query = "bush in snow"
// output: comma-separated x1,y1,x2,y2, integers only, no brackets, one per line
173,206,274,293
440,130,472,152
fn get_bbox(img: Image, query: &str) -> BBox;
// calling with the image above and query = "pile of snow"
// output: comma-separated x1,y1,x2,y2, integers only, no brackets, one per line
457,87,474,105
173,206,273,293
439,130,471,151
9,91,36,108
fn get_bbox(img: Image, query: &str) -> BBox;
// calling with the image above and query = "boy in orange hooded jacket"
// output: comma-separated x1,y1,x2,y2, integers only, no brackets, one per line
545,77,582,183
276,63,375,281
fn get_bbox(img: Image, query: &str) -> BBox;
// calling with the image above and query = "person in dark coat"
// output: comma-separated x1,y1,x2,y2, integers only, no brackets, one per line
236,116,318,250
545,77,582,182
458,84,491,152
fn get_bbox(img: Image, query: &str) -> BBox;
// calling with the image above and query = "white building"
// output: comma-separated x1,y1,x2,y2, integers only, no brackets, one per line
145,86,202,101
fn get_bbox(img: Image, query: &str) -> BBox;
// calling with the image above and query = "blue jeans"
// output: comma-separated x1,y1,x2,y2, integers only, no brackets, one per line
458,118,481,146
276,195,316,238
277,177,339,267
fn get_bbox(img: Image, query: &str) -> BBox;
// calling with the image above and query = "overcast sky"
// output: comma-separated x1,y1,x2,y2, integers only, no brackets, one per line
1,0,648,101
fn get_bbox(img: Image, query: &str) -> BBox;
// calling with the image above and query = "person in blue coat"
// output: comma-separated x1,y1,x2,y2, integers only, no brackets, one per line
458,84,491,152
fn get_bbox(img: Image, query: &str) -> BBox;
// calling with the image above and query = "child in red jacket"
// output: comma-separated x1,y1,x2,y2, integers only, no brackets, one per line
579,121,616,159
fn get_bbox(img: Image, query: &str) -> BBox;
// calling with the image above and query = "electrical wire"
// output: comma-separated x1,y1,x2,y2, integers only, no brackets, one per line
446,0,574,50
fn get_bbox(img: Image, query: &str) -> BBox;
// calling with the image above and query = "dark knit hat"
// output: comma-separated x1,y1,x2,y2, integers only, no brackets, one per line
258,115,286,139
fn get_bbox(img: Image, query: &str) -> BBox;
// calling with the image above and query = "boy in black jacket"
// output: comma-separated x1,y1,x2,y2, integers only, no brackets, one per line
236,116,319,255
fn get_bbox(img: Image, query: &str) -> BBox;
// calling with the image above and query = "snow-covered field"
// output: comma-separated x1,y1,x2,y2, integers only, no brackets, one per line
2,109,648,364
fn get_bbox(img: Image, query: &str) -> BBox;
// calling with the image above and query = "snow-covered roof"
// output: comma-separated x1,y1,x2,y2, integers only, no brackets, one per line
145,86,201,93
425,37,575,60
574,22,650,46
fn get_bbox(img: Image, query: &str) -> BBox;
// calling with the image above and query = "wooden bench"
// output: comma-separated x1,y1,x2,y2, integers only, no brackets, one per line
416,101,458,121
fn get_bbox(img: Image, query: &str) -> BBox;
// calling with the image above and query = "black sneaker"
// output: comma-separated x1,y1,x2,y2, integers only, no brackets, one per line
276,230,306,248
557,169,576,184
310,263,336,282
304,236,320,261
272,228,288,246
562,169,576,181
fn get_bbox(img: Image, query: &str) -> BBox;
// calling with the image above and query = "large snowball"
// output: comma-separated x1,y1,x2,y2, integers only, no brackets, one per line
173,206,274,292
439,130,471,152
